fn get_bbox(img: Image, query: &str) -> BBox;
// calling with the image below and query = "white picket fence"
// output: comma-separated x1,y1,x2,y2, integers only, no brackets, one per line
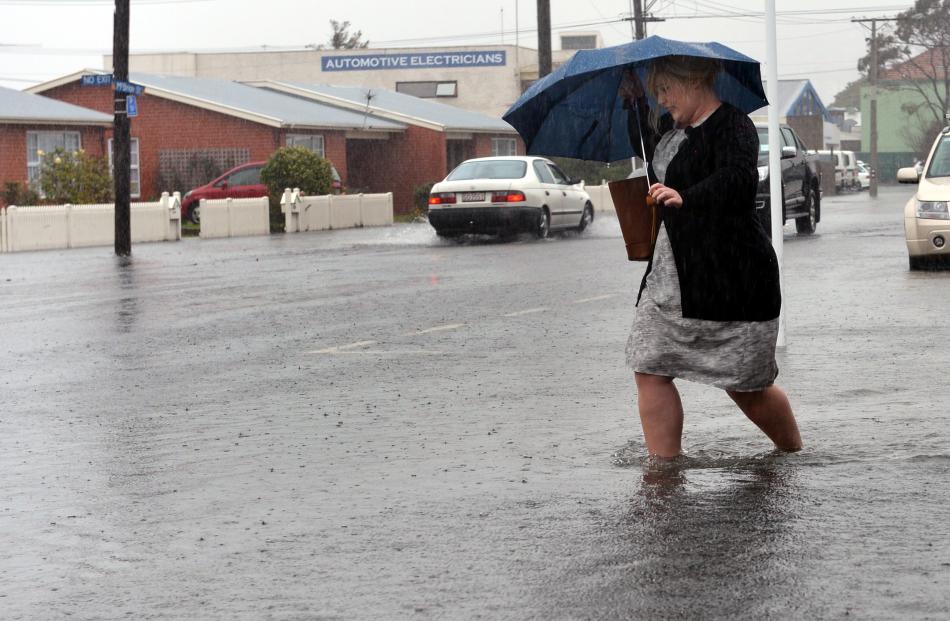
0,192,182,253
586,184,616,213
281,189,394,233
0,189,397,253
198,196,270,239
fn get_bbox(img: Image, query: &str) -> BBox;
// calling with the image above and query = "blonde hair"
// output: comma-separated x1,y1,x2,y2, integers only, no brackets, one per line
645,56,722,129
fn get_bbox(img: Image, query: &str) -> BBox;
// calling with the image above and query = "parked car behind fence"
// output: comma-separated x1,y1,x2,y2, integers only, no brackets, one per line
181,161,342,224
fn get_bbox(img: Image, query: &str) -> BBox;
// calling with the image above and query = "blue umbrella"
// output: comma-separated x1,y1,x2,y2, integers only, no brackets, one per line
502,35,768,162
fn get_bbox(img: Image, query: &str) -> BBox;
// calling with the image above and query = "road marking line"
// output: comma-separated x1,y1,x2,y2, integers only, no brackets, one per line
310,340,377,354
504,307,549,317
319,350,446,356
573,294,616,304
411,323,465,335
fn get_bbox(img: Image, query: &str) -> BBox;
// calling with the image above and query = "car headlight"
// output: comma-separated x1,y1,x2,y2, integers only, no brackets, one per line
757,165,769,182
916,200,950,220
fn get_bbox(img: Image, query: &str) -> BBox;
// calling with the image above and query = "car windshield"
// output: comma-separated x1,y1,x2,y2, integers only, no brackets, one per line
756,128,769,152
926,136,950,178
447,160,527,180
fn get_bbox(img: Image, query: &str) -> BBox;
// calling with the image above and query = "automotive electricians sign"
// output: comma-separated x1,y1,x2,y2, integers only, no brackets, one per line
321,51,506,72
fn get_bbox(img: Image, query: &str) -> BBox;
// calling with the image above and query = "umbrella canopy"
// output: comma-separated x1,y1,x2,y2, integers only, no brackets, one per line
502,35,768,162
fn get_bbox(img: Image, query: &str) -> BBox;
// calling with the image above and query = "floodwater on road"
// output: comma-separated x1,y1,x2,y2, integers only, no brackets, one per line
1,186,948,619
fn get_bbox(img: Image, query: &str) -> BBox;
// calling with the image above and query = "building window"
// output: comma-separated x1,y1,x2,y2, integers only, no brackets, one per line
395,81,458,98
108,137,141,199
287,134,325,157
27,130,81,186
561,35,598,50
491,138,517,157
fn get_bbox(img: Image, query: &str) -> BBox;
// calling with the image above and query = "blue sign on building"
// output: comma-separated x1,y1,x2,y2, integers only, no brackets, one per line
126,95,138,118
322,51,506,72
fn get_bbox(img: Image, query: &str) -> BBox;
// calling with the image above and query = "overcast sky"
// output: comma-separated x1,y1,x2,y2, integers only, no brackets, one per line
0,0,912,105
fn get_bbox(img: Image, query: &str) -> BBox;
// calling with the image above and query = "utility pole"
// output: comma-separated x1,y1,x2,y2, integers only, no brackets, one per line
113,0,131,256
625,0,664,40
537,0,551,78
627,2,664,173
633,0,645,39
870,19,879,199
852,16,898,199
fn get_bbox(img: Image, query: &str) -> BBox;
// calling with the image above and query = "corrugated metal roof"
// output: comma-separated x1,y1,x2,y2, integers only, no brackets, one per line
129,73,406,130
270,81,516,133
752,79,830,121
0,85,113,125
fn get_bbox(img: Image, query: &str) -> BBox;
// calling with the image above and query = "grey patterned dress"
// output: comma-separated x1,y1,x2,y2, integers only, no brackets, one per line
625,124,779,392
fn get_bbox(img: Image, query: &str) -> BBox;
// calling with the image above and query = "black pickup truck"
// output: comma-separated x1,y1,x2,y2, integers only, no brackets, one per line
754,123,822,236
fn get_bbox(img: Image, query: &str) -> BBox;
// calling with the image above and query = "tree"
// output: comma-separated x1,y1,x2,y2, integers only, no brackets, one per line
857,32,903,78
329,20,369,49
260,146,335,231
830,78,864,109
871,1,950,127
833,31,903,110
37,148,113,204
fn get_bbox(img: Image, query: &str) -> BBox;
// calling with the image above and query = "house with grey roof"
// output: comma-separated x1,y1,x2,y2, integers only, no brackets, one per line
249,81,523,212
28,71,522,214
750,79,833,150
28,69,406,203
0,85,113,205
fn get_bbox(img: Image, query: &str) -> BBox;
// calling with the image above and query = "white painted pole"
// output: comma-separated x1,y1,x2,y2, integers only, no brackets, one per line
765,0,785,347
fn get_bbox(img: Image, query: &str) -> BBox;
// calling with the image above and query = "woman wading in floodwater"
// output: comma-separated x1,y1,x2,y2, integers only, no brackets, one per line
621,56,803,458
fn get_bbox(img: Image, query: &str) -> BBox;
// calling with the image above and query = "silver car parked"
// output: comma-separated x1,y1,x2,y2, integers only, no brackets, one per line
427,156,594,238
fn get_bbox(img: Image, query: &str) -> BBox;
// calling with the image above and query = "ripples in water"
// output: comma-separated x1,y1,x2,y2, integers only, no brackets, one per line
611,438,950,471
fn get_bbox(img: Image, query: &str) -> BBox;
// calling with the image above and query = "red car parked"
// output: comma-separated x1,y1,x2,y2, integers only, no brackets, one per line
181,161,343,224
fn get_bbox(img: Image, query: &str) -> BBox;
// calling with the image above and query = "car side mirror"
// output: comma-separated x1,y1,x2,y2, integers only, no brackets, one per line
781,146,797,159
896,167,921,184
569,177,583,186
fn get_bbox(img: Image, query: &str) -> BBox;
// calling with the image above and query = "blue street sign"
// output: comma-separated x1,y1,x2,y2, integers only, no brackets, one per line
115,80,145,96
126,95,138,117
81,74,113,86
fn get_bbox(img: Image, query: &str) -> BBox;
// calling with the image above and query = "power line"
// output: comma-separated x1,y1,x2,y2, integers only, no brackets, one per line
0,0,210,4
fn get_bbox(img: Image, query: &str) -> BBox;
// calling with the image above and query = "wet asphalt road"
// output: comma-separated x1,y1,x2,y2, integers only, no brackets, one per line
1,185,948,620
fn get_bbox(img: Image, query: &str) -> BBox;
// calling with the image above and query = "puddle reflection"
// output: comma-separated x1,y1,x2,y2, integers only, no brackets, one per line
550,456,808,619
113,256,140,333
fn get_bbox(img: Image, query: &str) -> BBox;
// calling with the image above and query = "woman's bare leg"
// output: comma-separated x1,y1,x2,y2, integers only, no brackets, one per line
726,385,803,451
635,372,684,458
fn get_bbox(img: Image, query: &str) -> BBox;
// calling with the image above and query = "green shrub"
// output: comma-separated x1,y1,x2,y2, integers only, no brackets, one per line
413,182,437,213
261,147,333,197
37,148,114,204
2,181,41,207
261,147,334,231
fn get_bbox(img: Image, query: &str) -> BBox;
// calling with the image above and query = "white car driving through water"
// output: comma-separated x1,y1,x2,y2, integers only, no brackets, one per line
427,156,594,239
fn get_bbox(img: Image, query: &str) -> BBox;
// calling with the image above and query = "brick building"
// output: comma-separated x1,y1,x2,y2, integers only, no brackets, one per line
0,85,112,206
30,71,522,214
250,81,523,212
28,70,404,205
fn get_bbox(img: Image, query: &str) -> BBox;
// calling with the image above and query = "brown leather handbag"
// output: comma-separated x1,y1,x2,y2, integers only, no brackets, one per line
608,175,660,261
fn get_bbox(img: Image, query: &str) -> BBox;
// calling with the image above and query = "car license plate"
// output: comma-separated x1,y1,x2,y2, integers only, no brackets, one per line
460,192,485,202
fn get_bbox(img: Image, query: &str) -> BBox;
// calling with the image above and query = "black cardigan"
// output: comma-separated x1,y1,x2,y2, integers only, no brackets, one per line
627,101,781,322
